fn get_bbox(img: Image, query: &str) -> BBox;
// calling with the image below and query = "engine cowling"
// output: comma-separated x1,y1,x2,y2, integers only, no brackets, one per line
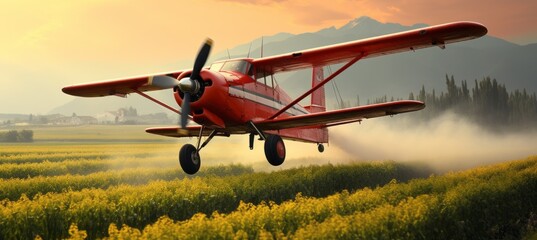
174,70,228,128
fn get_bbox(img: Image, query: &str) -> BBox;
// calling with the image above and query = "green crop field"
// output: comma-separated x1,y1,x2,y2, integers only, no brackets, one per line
0,125,536,239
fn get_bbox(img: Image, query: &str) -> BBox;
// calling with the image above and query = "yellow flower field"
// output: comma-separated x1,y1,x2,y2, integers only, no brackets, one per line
0,125,536,239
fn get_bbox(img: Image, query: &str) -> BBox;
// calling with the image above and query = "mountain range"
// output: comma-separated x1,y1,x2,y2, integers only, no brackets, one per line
50,16,537,116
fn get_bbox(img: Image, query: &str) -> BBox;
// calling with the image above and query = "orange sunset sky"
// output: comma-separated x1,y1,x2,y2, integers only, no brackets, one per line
1,0,537,113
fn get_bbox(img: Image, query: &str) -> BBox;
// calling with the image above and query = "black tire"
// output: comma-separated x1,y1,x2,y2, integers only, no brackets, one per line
264,135,285,166
179,144,201,175
318,144,325,153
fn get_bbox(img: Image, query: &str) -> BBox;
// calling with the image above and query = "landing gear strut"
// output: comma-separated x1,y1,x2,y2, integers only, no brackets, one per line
178,126,218,175
248,121,286,166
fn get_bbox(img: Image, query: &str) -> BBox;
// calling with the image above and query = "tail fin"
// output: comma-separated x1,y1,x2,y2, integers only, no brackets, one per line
305,66,328,143
307,66,326,113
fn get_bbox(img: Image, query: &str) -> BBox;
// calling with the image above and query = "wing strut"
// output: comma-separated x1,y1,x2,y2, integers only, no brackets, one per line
131,88,182,115
268,53,366,120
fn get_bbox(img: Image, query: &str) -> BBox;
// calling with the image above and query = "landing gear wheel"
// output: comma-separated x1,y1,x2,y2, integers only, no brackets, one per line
179,144,201,175
264,135,286,166
317,144,325,153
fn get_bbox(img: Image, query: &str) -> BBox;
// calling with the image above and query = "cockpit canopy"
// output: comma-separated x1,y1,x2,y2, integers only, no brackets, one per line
210,60,252,76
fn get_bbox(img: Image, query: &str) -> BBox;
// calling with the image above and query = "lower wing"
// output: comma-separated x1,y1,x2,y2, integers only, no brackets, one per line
145,101,424,138
255,100,424,130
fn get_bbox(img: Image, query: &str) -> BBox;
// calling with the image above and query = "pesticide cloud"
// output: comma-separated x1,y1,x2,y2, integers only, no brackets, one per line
176,111,535,173
188,135,353,172
330,111,537,172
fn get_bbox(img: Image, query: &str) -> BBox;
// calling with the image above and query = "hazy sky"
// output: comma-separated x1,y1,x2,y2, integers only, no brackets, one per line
1,0,537,114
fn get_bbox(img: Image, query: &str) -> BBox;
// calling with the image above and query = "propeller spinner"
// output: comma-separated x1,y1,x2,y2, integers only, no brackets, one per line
150,38,213,129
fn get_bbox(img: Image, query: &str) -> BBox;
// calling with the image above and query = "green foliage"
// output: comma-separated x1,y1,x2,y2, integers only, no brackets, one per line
18,130,34,142
361,75,537,130
0,130,33,142
414,76,537,130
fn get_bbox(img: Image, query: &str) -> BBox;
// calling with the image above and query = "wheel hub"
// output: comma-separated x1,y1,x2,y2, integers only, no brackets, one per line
276,141,285,159
191,151,200,165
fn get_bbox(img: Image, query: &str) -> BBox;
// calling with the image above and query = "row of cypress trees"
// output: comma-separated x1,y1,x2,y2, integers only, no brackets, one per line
408,75,537,130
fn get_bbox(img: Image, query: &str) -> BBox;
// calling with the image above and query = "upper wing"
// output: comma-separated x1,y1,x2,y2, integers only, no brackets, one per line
62,71,184,97
253,22,487,74
255,101,425,130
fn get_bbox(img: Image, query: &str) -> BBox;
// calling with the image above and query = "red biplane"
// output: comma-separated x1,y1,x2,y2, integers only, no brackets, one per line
63,22,487,174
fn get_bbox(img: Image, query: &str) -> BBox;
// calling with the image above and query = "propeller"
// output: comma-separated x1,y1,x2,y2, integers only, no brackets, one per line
149,75,180,88
177,38,213,129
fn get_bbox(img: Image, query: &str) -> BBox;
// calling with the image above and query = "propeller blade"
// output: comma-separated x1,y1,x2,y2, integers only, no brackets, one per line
149,76,180,88
177,38,213,130
181,92,191,128
191,38,213,81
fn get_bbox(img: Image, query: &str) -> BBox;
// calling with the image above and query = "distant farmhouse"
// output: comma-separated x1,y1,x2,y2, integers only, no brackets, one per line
95,111,118,124
95,107,173,125
1,107,172,127
51,114,98,125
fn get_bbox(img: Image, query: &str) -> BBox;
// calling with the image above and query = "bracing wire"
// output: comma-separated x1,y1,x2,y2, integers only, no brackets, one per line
327,65,345,108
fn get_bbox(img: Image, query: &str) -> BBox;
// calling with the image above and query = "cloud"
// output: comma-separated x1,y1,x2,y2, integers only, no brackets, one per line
215,0,287,4
215,0,537,44
213,0,352,26
13,20,63,54
352,0,537,44
291,4,353,26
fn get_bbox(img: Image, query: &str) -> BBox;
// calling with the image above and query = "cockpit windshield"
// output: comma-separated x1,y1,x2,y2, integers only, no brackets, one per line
209,62,224,72
220,60,250,75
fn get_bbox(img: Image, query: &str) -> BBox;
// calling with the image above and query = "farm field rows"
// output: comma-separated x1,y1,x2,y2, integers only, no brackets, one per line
0,125,536,239
109,156,537,239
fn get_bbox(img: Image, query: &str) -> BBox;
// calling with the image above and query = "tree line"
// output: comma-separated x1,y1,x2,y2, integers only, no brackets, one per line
0,130,34,142
351,75,537,131
406,75,537,130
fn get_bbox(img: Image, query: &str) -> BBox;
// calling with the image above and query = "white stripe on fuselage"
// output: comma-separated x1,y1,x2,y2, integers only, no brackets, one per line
228,86,308,116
